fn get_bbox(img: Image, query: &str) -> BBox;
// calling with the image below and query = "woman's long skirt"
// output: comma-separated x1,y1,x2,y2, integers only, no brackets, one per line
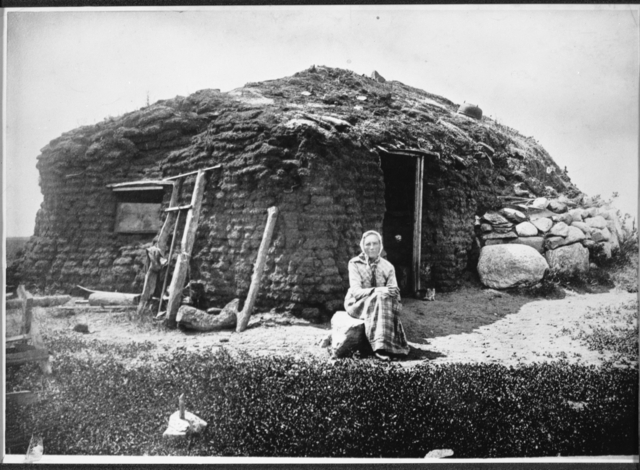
346,292,410,355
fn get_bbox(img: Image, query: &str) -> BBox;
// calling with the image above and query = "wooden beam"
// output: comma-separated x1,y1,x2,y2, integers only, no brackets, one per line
376,145,440,159
6,349,50,366
163,164,222,181
6,334,30,343
412,156,424,294
237,206,279,333
112,186,165,192
107,180,175,188
165,170,208,327
164,204,192,213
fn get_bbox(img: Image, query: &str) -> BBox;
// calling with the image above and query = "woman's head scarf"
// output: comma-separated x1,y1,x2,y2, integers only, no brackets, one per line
360,230,383,261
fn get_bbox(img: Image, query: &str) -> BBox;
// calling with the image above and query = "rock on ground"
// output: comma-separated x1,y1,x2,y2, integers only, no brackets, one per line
330,311,367,358
545,243,589,274
477,245,549,289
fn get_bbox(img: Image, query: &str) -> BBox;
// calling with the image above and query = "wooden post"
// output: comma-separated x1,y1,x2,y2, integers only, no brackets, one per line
179,394,185,420
136,180,182,320
412,156,424,294
17,285,34,336
236,206,279,333
164,171,208,328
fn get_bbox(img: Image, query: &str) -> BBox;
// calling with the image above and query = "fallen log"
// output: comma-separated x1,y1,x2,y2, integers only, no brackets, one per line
88,292,140,306
176,299,239,331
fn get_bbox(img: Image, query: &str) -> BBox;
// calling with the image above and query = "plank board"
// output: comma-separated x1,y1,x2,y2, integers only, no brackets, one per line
6,349,50,366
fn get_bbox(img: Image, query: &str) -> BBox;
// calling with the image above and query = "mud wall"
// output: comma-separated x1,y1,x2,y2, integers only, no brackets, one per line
19,66,580,318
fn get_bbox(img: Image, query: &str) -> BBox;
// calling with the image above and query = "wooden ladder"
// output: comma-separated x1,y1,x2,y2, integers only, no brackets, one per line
135,165,220,325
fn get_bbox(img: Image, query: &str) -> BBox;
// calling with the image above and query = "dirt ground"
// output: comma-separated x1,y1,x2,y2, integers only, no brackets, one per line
10,285,637,369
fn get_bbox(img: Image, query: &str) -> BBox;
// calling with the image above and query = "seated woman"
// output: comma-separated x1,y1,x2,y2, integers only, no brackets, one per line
344,230,410,361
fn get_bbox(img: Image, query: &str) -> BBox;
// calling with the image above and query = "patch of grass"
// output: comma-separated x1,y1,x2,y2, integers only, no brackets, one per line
5,332,638,458
568,300,638,364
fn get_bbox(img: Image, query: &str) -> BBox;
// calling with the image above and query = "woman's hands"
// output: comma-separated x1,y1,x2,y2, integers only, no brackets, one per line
375,286,400,299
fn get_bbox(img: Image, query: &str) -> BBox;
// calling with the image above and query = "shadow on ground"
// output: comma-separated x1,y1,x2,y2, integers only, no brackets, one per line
406,346,446,361
401,286,534,345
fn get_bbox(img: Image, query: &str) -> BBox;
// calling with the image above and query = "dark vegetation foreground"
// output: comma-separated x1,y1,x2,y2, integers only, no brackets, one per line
6,335,638,458
5,224,638,458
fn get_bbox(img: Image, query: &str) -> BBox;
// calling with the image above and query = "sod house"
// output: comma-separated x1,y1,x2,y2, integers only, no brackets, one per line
18,66,580,322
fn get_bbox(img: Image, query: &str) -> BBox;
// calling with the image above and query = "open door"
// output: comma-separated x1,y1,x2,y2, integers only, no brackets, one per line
380,152,424,296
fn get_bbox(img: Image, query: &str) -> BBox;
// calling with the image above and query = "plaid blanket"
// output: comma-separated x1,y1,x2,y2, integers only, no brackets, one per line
347,292,409,355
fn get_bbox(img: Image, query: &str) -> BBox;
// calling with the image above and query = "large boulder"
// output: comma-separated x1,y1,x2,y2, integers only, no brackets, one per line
531,217,553,233
477,245,549,289
515,221,538,237
545,243,589,274
508,236,545,253
330,311,367,358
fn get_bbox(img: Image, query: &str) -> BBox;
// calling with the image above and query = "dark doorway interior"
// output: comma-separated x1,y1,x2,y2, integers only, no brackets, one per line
380,153,416,295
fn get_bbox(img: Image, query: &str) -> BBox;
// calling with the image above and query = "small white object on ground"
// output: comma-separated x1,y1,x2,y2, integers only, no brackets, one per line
425,449,454,459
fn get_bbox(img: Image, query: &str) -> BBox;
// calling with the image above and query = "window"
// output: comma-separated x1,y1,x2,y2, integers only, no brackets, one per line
110,181,173,234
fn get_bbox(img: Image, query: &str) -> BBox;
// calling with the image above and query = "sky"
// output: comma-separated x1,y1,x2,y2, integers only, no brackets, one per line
4,5,639,237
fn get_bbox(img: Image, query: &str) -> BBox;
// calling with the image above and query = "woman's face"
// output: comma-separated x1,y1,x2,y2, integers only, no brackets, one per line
363,234,381,260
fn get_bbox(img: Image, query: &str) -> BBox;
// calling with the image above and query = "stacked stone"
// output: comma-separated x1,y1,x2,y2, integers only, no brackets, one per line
476,195,625,275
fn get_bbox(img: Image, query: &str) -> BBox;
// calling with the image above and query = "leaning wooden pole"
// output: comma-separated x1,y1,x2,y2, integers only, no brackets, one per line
164,171,207,328
236,206,279,333
136,179,183,320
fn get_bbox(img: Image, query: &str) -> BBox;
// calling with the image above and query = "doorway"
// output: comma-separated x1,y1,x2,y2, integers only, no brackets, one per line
380,152,423,296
